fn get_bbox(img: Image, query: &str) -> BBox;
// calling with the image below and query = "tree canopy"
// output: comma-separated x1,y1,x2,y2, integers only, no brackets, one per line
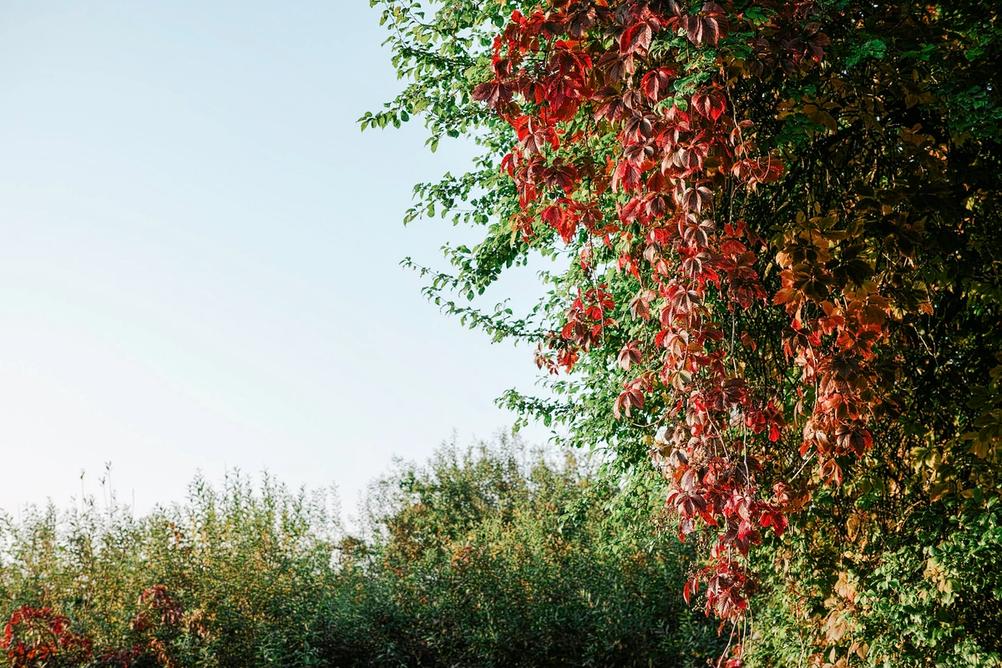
366,0,1001,664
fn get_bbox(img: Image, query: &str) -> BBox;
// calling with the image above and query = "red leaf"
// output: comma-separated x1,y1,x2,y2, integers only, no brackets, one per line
640,67,677,102
471,80,512,109
617,341,643,370
619,22,653,56
691,87,727,122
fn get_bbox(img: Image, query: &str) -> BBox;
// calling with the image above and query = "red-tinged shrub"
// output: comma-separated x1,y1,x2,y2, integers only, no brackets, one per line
2,606,92,668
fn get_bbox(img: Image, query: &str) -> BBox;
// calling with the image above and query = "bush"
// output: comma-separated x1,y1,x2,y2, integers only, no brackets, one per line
0,436,721,667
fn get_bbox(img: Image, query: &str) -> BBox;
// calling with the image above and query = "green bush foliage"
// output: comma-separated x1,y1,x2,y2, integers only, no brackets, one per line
0,437,721,667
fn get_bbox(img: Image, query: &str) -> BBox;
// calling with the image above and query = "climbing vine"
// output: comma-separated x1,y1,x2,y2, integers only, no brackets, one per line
368,0,1001,663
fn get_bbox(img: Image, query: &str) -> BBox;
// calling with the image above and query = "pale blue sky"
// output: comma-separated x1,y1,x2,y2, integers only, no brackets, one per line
0,1,548,515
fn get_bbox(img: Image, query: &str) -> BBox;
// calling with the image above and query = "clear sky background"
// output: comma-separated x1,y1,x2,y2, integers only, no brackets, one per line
0,1,550,518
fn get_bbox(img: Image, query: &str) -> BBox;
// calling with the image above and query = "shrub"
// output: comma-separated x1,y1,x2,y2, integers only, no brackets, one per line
0,436,720,666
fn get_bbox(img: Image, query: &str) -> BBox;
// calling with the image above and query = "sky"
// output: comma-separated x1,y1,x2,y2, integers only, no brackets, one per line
0,1,551,518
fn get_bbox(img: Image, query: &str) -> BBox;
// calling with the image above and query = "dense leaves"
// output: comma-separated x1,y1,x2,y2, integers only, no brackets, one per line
0,439,721,667
368,0,1001,664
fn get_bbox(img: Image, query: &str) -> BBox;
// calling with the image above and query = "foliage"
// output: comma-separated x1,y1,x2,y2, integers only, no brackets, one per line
746,496,1002,667
353,438,721,666
1,474,341,667
365,0,1002,664
0,437,720,667
3,606,91,668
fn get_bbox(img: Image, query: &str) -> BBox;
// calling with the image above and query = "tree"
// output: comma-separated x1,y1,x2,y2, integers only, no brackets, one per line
366,0,1001,664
